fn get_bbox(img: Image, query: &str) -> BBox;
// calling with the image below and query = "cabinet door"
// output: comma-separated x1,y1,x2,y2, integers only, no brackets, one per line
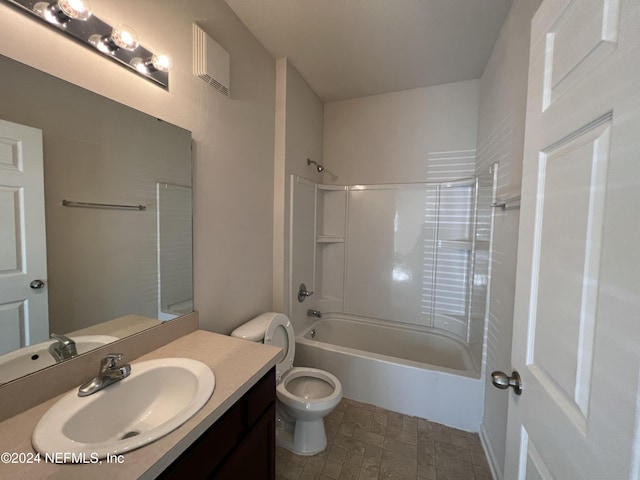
158,401,244,480
212,403,275,480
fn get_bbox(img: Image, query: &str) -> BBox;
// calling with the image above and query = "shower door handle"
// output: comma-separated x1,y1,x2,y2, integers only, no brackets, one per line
491,370,523,395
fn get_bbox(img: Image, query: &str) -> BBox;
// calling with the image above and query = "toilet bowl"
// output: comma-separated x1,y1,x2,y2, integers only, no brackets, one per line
231,312,342,455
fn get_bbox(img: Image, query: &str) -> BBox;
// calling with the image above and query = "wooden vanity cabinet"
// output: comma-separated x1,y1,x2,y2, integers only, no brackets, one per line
158,368,276,480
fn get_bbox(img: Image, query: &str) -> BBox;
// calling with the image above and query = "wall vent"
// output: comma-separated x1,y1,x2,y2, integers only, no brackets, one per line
193,24,230,97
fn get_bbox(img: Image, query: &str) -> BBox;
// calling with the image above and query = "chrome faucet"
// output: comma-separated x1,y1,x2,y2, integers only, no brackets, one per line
49,333,77,362
78,353,131,397
307,309,322,318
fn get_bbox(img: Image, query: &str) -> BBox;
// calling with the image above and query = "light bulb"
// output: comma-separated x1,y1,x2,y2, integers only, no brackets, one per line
57,0,91,20
111,25,139,51
34,0,91,24
132,54,172,74
151,54,172,72
90,24,139,54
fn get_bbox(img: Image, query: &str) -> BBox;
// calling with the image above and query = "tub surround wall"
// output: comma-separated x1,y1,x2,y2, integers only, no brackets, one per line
343,183,484,342
0,0,276,335
287,175,491,433
475,1,542,478
291,175,494,373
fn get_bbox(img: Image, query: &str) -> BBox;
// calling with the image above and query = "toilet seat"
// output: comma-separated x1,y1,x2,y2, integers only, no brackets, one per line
264,314,295,382
277,367,342,413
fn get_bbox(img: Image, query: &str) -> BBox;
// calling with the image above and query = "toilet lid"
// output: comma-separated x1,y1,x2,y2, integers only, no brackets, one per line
264,314,295,381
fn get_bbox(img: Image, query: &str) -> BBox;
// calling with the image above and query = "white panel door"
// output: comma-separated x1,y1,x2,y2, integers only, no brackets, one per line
502,0,640,479
0,119,48,355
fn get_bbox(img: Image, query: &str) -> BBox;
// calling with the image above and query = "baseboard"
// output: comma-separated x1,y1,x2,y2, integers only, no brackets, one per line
480,424,503,480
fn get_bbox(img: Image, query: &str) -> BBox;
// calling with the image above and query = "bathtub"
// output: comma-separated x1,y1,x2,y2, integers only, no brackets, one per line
295,315,485,432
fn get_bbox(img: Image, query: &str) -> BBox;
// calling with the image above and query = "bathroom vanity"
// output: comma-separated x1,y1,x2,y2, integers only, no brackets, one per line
0,329,280,479
159,367,275,479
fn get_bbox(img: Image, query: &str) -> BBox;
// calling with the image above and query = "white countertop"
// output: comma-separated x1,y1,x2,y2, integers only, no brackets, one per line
0,330,280,480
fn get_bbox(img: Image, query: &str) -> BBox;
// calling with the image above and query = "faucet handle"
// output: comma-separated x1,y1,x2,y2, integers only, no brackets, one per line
78,354,130,397
49,333,78,361
100,353,124,371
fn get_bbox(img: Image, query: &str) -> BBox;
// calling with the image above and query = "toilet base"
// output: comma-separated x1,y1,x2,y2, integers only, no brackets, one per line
276,416,328,456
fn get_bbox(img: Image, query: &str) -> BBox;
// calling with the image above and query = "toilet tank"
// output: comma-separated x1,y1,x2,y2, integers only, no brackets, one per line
230,313,281,342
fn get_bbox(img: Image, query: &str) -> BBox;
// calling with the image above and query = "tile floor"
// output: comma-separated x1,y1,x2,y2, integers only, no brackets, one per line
275,398,492,480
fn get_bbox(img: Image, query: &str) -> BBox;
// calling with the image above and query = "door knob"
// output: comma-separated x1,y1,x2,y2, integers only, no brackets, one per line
30,279,46,289
491,370,522,395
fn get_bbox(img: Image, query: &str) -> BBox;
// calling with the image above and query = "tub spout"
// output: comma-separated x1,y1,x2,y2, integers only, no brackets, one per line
307,309,322,318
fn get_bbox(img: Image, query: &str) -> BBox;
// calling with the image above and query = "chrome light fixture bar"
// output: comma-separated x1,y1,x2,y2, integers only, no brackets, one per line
3,0,170,89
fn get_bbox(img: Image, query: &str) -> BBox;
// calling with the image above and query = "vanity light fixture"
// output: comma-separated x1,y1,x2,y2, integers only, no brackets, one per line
4,0,170,89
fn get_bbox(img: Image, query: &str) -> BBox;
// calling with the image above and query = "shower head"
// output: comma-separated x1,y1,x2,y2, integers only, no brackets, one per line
307,158,337,180
307,158,325,172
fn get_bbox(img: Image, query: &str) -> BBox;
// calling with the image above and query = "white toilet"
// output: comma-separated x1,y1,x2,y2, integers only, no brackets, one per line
231,312,342,455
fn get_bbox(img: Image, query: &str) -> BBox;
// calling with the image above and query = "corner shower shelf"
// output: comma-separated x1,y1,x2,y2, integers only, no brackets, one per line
316,235,345,243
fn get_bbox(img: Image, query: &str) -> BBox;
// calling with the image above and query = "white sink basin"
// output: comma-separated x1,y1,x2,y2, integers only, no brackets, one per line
0,335,119,384
32,357,215,459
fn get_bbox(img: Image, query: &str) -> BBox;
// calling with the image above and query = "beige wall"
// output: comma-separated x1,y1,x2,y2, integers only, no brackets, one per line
323,80,480,185
476,1,542,478
0,0,276,334
273,59,323,321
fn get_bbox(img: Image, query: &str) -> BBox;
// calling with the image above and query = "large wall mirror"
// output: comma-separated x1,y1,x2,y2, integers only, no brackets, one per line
0,54,193,384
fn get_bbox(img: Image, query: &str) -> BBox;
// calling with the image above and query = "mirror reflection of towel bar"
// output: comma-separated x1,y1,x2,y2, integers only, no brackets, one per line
62,199,146,211
491,195,520,210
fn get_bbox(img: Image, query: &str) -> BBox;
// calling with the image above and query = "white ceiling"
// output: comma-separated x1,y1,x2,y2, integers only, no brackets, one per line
225,0,513,102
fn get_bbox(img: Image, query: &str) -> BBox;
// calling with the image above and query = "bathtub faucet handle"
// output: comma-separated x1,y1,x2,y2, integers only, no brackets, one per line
297,283,314,302
307,309,322,318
